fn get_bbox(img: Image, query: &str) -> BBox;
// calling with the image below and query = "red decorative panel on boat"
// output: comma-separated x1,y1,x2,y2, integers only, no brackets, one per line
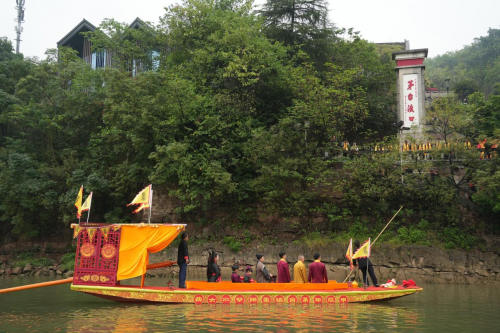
74,224,121,286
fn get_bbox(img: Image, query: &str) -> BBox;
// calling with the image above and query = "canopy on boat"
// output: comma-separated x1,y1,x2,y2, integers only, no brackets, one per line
117,224,185,281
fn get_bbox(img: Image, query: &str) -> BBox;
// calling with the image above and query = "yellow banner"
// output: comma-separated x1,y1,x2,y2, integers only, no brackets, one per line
128,185,151,205
352,238,371,259
75,186,83,219
345,239,353,260
81,192,92,212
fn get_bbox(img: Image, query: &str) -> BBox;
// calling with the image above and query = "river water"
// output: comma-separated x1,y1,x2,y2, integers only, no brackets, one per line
1,276,499,332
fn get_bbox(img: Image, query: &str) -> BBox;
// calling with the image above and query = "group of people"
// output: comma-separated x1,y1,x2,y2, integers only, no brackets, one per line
177,233,379,288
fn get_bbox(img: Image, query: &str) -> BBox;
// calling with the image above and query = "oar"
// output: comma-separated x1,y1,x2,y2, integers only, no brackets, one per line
0,277,73,294
342,206,403,283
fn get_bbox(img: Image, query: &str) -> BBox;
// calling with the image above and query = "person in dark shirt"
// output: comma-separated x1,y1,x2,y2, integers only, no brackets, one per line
177,233,189,288
353,240,379,287
308,253,328,283
207,250,221,282
243,266,254,283
231,265,242,283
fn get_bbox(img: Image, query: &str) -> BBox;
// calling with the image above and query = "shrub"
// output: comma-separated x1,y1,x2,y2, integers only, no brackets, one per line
59,253,76,271
12,252,51,268
397,219,430,245
442,227,477,250
223,236,241,253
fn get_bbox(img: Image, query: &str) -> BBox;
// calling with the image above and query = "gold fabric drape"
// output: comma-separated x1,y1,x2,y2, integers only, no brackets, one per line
117,225,184,281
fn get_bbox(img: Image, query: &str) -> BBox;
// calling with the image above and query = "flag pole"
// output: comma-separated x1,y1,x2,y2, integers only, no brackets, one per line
148,185,153,224
86,193,92,224
342,207,403,283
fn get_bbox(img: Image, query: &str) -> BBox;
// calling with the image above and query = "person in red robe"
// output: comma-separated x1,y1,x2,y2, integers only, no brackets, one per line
277,252,291,283
308,253,328,283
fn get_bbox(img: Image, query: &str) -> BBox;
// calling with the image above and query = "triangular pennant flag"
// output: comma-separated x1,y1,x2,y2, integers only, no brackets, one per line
73,225,82,239
75,186,83,219
81,192,93,212
352,238,371,260
87,228,97,243
112,225,121,231
127,185,151,213
101,227,110,241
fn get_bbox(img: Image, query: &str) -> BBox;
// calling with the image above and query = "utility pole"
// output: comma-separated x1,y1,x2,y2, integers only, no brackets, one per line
14,0,26,54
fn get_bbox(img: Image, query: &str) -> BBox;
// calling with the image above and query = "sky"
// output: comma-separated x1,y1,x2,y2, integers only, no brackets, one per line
1,0,499,59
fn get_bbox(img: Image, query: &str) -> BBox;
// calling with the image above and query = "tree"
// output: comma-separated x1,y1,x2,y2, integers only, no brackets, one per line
259,0,336,68
426,97,472,143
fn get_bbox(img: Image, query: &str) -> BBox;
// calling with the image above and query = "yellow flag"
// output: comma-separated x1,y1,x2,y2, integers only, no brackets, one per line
81,192,93,212
352,238,371,259
75,186,83,219
128,185,151,213
345,239,353,269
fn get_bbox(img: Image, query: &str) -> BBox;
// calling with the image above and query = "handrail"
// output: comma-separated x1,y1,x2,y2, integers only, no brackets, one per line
146,260,176,270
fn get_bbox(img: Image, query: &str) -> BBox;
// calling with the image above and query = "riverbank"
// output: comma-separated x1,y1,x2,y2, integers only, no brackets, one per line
2,241,499,284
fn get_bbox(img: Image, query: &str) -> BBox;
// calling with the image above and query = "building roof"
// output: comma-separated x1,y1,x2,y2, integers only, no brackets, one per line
129,17,146,29
57,19,96,46
392,49,429,60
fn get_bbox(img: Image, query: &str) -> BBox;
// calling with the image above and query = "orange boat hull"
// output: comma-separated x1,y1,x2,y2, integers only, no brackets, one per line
71,282,422,304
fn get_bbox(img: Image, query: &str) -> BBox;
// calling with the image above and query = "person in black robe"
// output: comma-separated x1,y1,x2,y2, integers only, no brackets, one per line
353,240,379,287
177,233,189,288
207,250,221,282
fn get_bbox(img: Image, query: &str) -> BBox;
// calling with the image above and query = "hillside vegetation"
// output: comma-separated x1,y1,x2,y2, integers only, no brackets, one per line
0,0,498,251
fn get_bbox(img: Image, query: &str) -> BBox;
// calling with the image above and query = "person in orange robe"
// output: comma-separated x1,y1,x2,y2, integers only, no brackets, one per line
277,252,291,283
308,253,328,283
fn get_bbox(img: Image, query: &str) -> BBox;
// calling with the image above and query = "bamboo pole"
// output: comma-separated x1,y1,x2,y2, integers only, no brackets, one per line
343,206,404,283
0,277,73,294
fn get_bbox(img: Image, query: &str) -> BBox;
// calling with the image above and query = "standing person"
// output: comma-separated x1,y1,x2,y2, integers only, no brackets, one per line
177,233,189,288
231,265,242,283
308,253,328,283
277,252,291,283
293,255,307,283
353,240,379,287
255,254,272,283
207,251,221,282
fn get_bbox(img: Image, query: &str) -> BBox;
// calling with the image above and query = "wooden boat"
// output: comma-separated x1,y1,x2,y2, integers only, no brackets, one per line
69,223,422,304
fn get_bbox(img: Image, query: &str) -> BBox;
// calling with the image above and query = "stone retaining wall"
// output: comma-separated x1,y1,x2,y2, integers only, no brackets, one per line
145,242,500,285
2,242,499,284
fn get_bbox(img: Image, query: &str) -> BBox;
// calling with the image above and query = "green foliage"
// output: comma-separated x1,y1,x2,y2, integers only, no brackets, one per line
12,252,52,268
442,227,477,250
0,0,496,244
223,236,242,252
59,253,76,271
397,219,430,245
426,28,500,96
296,231,332,248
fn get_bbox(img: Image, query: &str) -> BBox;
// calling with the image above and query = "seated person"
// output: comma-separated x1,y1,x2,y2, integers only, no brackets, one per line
231,265,242,283
243,266,254,283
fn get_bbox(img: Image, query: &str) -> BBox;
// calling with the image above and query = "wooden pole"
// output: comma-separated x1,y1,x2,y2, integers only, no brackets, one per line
0,277,73,294
372,206,403,246
343,206,404,283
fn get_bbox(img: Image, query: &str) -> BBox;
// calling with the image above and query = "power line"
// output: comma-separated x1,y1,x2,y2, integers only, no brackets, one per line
14,0,26,54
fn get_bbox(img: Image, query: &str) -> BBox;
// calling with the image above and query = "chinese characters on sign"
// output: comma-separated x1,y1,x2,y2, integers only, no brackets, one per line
403,74,419,127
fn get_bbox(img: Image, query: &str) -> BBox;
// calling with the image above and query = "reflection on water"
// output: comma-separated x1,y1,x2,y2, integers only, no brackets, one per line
1,277,499,332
